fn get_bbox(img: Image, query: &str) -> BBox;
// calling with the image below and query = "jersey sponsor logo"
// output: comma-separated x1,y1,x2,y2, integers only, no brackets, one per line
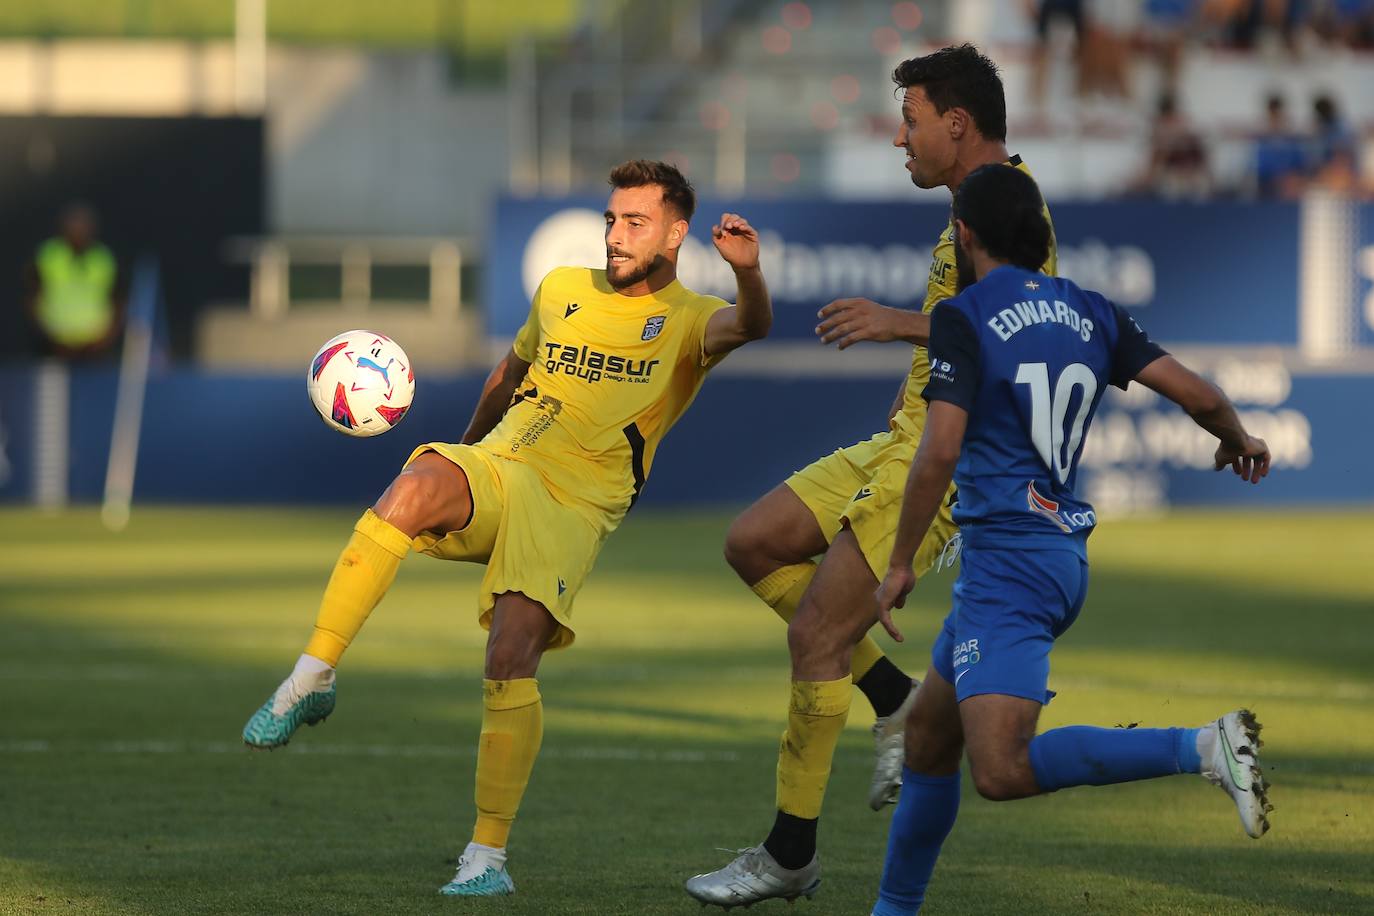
928,258,953,288
1027,481,1097,533
508,390,563,452
931,357,956,384
952,638,981,667
852,486,875,501
564,302,581,318
987,298,1095,344
541,341,660,385
641,315,666,340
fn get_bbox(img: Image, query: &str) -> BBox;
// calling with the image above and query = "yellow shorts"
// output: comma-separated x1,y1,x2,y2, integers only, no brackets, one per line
405,442,607,650
785,428,959,580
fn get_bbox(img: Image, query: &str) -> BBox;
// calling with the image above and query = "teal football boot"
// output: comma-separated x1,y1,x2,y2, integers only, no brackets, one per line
439,843,515,897
242,670,336,749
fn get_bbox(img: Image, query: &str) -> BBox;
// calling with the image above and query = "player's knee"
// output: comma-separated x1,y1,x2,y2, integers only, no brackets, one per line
375,470,440,533
968,759,1036,802
723,511,770,581
376,457,468,535
905,717,962,775
484,634,542,680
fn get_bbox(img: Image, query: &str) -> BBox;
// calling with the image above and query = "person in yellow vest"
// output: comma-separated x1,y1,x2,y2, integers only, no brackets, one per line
25,205,124,360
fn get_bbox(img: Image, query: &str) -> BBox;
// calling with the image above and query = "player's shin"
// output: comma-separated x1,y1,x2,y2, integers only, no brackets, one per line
303,509,411,666
1028,725,1203,792
753,564,909,715
766,676,851,867
873,768,961,916
473,678,544,849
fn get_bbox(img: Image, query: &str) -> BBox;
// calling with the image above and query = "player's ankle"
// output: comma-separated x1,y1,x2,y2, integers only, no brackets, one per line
857,656,913,718
291,653,335,688
763,811,817,870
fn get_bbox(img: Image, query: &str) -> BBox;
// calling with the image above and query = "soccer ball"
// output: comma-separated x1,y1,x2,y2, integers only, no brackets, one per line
307,330,415,437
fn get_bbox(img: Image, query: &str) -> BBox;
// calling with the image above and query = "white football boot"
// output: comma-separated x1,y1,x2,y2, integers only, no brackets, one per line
868,680,921,810
684,845,820,909
1200,709,1272,838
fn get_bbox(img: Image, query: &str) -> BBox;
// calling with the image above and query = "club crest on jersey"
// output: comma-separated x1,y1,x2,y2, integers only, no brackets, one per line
641,315,666,340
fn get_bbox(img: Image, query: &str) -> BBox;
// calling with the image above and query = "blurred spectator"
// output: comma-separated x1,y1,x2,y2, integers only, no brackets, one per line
23,204,124,361
1025,0,1087,107
1023,0,1132,108
1079,0,1133,101
1312,0,1374,48
1251,94,1308,198
1202,0,1304,51
1129,93,1211,199
1139,0,1197,94
1308,94,1360,192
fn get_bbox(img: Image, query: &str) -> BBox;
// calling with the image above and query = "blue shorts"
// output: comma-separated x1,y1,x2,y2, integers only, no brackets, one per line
931,545,1089,705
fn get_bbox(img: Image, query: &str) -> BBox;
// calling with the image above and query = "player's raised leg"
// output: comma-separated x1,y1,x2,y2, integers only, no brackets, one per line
687,526,881,908
959,692,1271,836
726,478,920,804
439,591,559,897
242,453,473,749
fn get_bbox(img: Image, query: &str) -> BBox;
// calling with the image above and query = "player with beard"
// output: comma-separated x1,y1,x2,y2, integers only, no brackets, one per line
869,164,1271,915
241,160,772,897
687,44,1057,911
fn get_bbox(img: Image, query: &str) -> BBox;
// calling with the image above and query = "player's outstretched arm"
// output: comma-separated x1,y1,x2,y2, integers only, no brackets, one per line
875,400,968,641
704,212,772,356
461,347,532,445
816,298,931,349
1134,355,1270,484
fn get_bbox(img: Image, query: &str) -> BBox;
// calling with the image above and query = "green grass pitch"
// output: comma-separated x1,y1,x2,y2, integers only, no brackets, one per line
2,507,1371,915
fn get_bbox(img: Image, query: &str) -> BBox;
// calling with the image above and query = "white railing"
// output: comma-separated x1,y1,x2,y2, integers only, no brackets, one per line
224,236,469,320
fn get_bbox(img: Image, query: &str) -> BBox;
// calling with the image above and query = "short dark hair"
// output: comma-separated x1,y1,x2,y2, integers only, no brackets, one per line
892,44,1006,142
608,159,696,223
952,165,1050,271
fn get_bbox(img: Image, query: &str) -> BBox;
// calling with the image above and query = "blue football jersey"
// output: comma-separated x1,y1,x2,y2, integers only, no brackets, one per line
923,265,1166,550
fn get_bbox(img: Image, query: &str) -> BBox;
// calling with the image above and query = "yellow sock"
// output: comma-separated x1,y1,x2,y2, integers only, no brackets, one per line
303,509,411,667
775,676,852,818
751,562,815,623
473,678,544,849
751,563,887,682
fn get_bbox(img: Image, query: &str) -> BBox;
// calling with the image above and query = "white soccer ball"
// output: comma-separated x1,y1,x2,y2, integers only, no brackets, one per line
307,330,415,437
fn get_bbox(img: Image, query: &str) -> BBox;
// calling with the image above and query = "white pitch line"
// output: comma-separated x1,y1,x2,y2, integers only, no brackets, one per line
0,739,741,764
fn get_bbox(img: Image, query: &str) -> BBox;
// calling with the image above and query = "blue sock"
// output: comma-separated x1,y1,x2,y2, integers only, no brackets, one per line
873,768,960,916
1029,726,1202,792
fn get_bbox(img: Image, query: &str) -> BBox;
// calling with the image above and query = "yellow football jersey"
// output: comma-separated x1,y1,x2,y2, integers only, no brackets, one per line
482,266,729,524
891,156,1058,440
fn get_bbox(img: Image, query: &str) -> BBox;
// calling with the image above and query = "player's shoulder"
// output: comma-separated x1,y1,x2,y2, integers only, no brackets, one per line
930,289,978,330
1056,276,1119,321
668,281,730,319
538,265,602,295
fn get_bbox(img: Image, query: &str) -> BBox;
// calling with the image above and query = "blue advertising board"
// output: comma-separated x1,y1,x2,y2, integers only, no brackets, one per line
490,197,1313,348
0,363,1369,510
